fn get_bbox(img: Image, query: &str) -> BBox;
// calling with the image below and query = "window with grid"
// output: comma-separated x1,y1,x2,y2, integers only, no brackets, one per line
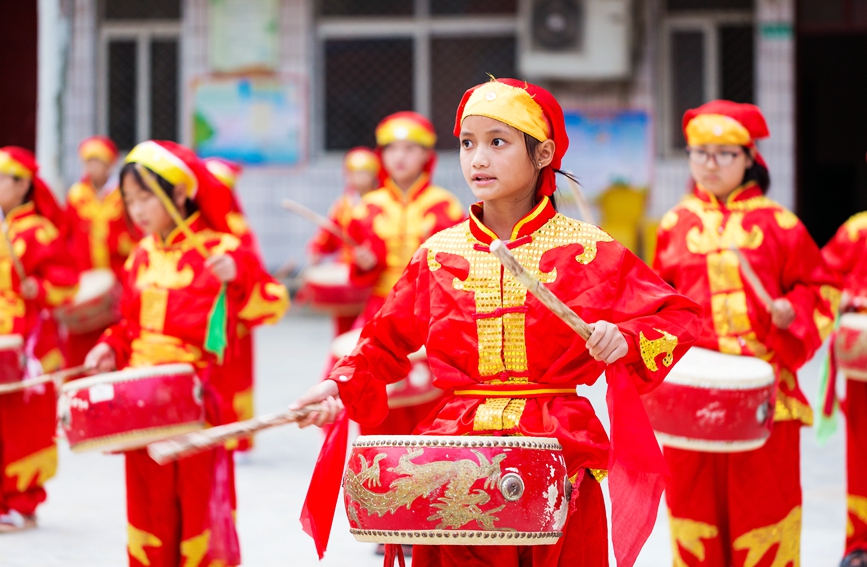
100,0,181,150
662,1,755,152
318,0,518,151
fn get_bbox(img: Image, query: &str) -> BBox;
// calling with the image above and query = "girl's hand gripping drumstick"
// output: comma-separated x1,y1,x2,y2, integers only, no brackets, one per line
729,245,794,329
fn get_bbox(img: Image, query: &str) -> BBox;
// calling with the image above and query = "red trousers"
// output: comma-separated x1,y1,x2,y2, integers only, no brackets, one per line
846,379,867,555
0,384,57,516
412,473,608,567
664,421,802,567
66,328,104,368
125,448,239,567
211,332,255,452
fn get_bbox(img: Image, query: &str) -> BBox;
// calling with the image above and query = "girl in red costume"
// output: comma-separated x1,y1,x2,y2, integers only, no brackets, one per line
653,101,841,567
0,147,78,531
292,79,703,567
85,141,289,567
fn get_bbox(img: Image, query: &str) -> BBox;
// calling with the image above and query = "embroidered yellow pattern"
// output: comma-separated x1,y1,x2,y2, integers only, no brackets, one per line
233,387,254,421
226,211,249,236
732,506,801,567
68,183,125,269
844,211,867,242
473,398,526,431
774,392,813,426
130,331,203,368
140,288,169,332
669,515,719,566
180,530,211,567
640,329,678,372
659,209,680,231
8,215,59,246
237,281,289,325
815,285,842,342
681,198,764,255
774,209,799,230
847,495,867,537
135,239,195,290
5,446,58,492
128,524,163,566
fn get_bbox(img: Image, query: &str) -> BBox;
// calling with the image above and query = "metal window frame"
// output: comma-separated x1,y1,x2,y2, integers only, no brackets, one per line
97,21,182,145
658,11,753,156
314,0,518,153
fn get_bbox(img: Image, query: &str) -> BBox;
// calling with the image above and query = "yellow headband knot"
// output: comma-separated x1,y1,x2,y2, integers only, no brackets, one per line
460,81,549,142
685,114,752,147
0,151,33,180
375,118,437,148
125,141,198,198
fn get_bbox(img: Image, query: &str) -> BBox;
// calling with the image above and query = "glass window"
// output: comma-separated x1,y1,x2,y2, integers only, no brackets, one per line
719,25,754,104
325,39,414,150
671,31,705,148
667,0,753,10
108,40,137,150
430,36,516,150
319,0,413,17
150,39,178,141
431,0,518,15
104,0,180,20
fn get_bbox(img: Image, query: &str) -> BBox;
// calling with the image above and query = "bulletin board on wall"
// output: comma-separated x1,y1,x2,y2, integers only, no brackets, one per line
191,75,307,166
559,109,653,199
209,0,279,74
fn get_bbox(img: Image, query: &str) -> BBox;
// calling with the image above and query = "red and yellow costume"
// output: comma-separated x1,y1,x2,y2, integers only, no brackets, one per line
346,113,464,436
0,147,78,519
303,80,703,567
99,141,289,567
65,136,140,366
308,147,381,336
822,214,867,558
203,157,259,453
653,101,841,567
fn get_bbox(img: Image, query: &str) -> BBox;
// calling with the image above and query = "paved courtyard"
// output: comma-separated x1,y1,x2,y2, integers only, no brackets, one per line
0,312,848,566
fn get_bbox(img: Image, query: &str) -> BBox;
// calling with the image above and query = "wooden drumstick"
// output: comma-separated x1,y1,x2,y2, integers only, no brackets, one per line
489,240,593,341
281,199,359,248
729,245,775,312
564,175,596,225
147,403,324,465
0,365,88,395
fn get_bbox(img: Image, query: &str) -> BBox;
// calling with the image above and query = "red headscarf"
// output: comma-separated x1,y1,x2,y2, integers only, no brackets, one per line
78,136,119,165
454,78,569,199
124,141,235,234
682,100,770,169
0,146,67,236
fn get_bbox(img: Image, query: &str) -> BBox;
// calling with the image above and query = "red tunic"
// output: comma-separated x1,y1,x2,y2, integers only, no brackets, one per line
653,183,841,566
0,201,78,517
308,191,358,263
326,197,701,564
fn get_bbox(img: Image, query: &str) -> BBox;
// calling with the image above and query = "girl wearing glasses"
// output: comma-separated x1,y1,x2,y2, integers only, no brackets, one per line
653,101,841,567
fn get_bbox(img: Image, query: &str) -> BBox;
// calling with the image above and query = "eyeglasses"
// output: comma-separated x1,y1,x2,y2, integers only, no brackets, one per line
686,148,744,167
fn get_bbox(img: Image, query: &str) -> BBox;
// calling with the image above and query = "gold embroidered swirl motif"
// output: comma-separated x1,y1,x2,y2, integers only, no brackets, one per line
732,506,801,567
639,329,678,372
681,199,763,255
345,448,507,530
845,211,867,242
669,515,719,566
134,240,195,290
847,495,867,537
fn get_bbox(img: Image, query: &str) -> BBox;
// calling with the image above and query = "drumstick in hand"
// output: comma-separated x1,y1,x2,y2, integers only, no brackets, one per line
564,175,596,225
729,245,774,312
281,199,359,248
0,365,88,395
489,240,593,341
147,404,323,464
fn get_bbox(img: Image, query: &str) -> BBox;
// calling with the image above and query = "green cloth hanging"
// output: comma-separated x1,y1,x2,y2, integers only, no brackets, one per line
205,284,229,364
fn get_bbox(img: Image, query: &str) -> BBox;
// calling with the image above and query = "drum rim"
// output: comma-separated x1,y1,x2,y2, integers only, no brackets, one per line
352,435,562,451
839,312,867,328
302,262,351,282
66,421,205,453
0,334,24,348
666,347,774,388
69,268,118,305
349,528,562,546
59,363,196,392
655,431,769,453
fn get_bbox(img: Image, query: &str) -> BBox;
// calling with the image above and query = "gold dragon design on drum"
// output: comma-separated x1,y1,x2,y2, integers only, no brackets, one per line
344,448,508,530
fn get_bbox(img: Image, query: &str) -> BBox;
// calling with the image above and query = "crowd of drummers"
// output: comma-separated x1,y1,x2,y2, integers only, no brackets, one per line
2,78,867,567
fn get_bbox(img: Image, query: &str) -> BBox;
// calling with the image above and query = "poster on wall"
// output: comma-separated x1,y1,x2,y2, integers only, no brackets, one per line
559,109,653,198
192,76,306,166
209,0,279,73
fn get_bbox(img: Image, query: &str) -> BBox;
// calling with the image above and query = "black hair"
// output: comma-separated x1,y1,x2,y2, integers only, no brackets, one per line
741,147,771,193
523,133,559,210
119,162,198,215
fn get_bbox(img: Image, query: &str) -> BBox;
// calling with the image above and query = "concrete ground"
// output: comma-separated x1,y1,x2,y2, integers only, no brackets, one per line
0,312,848,566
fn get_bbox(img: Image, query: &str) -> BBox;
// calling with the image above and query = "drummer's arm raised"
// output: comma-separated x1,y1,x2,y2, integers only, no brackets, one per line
605,247,703,393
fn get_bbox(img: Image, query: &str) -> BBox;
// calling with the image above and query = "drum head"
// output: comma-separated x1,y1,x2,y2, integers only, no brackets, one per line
0,334,24,349
304,263,351,285
666,347,774,389
332,329,362,358
840,312,867,332
75,269,117,304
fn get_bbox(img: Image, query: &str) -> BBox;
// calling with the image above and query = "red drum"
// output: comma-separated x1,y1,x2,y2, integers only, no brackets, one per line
332,329,442,408
344,435,568,545
298,263,370,316
0,335,24,385
58,363,205,453
54,269,122,334
642,347,775,452
835,313,867,380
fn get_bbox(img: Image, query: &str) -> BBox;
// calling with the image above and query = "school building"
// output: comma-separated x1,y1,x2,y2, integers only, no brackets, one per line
3,0,866,269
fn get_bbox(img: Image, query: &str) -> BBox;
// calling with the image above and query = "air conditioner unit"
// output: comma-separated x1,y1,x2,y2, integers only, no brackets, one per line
517,0,632,80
